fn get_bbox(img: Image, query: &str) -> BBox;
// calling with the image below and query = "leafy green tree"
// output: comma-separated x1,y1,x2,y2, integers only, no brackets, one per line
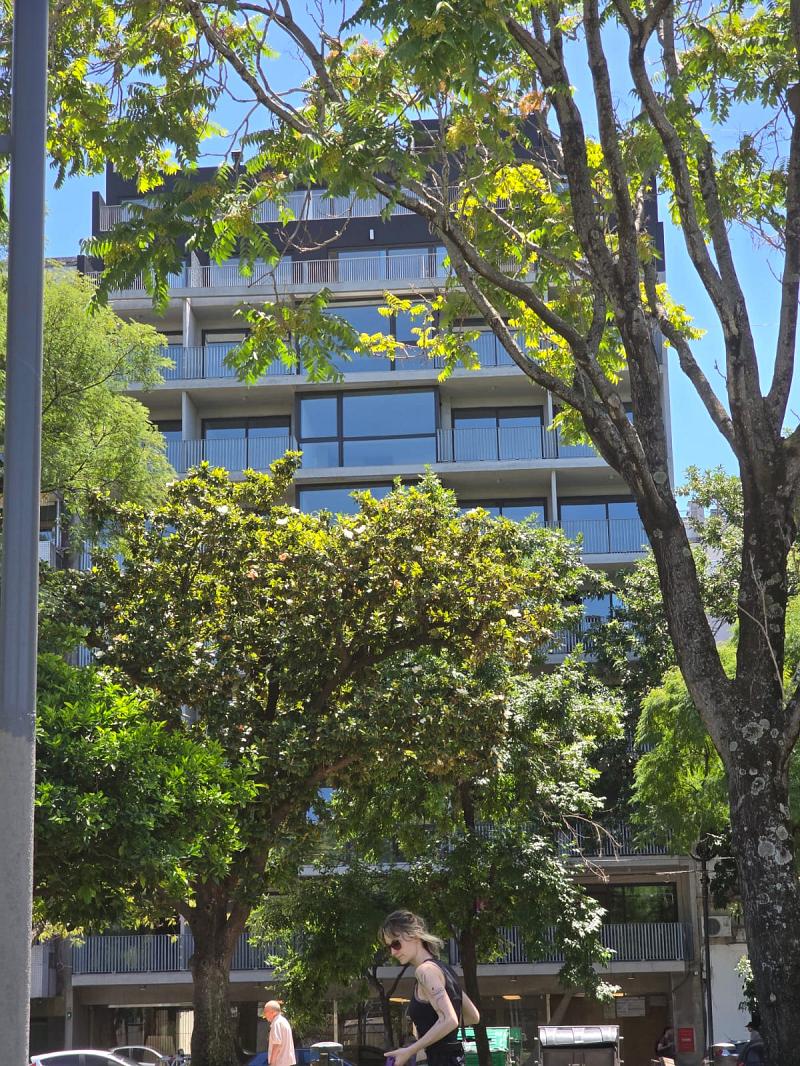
0,269,171,514
55,460,589,1066
253,656,622,1066
17,1,800,1054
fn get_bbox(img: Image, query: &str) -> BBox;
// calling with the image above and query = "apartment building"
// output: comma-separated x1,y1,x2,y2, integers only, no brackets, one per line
30,162,712,1063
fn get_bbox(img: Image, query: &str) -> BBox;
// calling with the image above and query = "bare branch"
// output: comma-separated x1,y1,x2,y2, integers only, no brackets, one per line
768,117,800,425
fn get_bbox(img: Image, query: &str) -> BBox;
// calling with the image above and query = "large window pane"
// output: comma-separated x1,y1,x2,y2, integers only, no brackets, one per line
343,436,437,466
501,503,545,524
342,391,436,438
301,441,340,468
298,484,392,514
560,501,609,554
299,396,338,439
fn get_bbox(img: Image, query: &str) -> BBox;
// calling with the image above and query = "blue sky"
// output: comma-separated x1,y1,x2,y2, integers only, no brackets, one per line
41,31,790,490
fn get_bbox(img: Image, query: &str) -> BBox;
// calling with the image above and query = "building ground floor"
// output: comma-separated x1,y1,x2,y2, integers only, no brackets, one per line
32,964,704,1066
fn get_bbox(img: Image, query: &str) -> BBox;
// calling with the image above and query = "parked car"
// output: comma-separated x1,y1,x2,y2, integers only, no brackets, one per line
31,1052,139,1066
110,1050,172,1066
248,1049,354,1066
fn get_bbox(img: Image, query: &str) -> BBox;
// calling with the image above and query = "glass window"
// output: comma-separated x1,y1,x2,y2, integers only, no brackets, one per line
451,407,543,461
201,417,291,471
588,883,677,923
154,419,182,443
298,390,437,470
300,396,338,439
460,500,546,524
324,305,391,372
395,309,419,345
343,436,437,466
298,484,393,514
343,391,436,438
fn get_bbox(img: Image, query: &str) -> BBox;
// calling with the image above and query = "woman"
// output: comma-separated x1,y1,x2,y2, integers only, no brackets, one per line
380,910,480,1066
655,1025,675,1060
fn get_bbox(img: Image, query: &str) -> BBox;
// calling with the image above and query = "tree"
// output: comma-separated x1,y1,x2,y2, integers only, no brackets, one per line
56,460,590,1066
0,269,172,515
253,656,622,1066
19,1,800,1055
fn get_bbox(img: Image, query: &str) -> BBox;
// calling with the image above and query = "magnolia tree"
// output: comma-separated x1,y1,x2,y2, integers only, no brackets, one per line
58,460,590,1066
15,0,800,1055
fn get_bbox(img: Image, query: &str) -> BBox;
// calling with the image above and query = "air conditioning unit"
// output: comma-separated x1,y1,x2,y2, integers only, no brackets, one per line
707,915,733,939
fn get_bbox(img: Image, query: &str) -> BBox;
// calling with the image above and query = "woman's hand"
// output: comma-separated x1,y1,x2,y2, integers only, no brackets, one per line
385,1048,415,1066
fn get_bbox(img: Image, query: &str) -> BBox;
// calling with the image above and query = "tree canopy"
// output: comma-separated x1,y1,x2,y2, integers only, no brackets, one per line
0,269,171,513
51,459,594,1066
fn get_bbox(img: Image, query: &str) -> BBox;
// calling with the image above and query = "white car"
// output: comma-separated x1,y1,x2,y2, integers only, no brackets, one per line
31,1053,138,1066
111,1050,174,1066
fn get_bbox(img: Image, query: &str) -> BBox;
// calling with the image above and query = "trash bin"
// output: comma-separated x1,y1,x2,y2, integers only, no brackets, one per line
535,1025,621,1066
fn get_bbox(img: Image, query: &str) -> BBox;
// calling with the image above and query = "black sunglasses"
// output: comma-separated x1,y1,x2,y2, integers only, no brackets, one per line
387,938,403,951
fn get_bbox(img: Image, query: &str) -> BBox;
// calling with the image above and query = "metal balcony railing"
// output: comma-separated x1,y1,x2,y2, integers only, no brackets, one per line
98,188,508,231
436,425,596,463
166,436,296,474
161,344,294,381
448,922,692,966
71,932,284,975
550,614,604,656
555,819,670,858
559,516,647,555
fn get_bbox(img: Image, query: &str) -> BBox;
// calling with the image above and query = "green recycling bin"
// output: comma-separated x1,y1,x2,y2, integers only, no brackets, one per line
462,1026,521,1066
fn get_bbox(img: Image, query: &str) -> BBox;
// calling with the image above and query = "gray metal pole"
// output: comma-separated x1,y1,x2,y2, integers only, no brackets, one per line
0,1,49,1063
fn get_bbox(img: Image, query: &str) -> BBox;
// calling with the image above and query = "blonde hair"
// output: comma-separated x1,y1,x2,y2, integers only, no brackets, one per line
379,910,444,957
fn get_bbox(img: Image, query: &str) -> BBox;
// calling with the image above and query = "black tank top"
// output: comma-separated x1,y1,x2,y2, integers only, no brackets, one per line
407,958,463,1049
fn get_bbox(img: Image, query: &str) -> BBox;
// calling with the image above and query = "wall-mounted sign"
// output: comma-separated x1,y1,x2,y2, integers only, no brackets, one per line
677,1028,696,1052
615,996,646,1017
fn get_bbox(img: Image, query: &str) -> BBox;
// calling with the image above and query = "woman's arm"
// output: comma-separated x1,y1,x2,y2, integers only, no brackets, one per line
461,991,480,1026
384,962,460,1066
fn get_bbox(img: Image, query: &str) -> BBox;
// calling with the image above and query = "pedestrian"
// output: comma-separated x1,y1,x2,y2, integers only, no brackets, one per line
737,1019,765,1066
655,1025,676,1060
379,910,481,1066
264,999,297,1066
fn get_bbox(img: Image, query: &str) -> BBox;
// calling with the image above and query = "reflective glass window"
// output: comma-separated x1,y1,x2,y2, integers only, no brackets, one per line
299,396,338,439
343,390,436,438
343,436,437,467
298,484,393,514
154,420,182,443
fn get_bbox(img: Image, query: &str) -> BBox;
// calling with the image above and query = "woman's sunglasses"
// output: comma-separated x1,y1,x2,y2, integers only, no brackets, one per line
387,939,403,951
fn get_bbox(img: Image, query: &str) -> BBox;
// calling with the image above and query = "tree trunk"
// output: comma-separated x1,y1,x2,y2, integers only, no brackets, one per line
727,749,800,1066
188,892,246,1066
458,928,490,1066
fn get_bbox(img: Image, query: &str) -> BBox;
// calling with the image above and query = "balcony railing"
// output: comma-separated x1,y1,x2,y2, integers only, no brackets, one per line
555,819,670,858
436,426,597,463
166,436,296,474
161,344,295,381
551,614,604,656
560,517,647,555
98,187,504,231
87,254,529,297
73,921,690,977
448,923,692,966
72,932,282,975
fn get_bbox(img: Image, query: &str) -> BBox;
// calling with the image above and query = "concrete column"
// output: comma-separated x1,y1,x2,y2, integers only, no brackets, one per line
181,391,201,440
549,470,558,527
183,297,200,347
671,969,705,1066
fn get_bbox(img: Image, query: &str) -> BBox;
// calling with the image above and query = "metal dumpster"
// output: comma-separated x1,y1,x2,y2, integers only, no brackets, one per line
535,1026,622,1066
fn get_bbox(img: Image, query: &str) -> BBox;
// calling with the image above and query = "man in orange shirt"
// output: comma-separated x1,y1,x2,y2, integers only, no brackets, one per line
264,1000,297,1066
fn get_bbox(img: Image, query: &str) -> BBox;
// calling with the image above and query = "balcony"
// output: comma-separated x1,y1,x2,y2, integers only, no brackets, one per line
448,923,693,966
551,614,604,657
166,435,296,474
73,921,691,979
559,517,647,555
86,253,528,298
72,932,278,976
554,819,670,858
437,426,597,464
97,187,494,232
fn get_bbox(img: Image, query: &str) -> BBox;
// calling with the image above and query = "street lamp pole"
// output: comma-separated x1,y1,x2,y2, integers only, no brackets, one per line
0,2,49,1063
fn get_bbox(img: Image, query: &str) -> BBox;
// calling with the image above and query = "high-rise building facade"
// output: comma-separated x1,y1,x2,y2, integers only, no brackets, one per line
31,164,715,1065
